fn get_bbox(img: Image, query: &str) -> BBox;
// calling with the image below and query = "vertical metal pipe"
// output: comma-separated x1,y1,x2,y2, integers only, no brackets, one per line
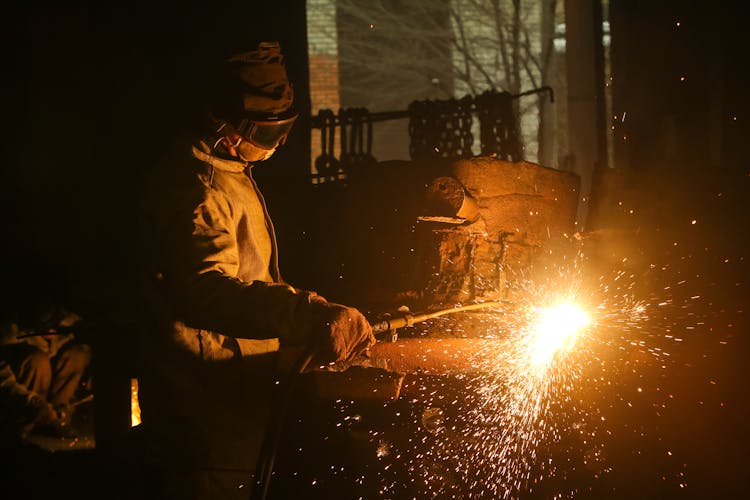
563,0,608,230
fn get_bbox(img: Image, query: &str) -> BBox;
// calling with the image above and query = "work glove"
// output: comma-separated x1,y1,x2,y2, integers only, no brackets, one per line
19,395,61,438
308,299,376,364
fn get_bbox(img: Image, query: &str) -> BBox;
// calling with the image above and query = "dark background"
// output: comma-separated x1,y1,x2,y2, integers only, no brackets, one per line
1,1,749,498
0,2,314,324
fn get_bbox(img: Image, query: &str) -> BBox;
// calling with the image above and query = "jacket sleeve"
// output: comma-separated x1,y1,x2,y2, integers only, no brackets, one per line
152,183,318,344
0,361,46,427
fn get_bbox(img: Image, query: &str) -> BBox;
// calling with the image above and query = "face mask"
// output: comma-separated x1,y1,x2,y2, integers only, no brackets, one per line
235,139,276,162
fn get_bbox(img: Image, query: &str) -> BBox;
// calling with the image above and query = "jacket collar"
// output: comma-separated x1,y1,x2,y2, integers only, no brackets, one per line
191,140,249,173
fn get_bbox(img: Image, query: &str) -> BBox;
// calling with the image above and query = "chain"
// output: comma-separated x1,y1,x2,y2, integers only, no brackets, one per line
408,96,475,161
475,90,523,161
314,89,527,181
314,109,341,182
340,107,377,173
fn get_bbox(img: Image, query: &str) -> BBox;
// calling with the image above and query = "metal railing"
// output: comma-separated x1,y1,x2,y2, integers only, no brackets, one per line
309,86,554,183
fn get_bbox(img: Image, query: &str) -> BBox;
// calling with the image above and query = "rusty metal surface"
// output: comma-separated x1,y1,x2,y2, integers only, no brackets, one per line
369,337,498,375
306,365,405,402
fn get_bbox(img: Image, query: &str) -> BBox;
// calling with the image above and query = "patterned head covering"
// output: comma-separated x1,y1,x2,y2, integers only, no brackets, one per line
211,41,294,120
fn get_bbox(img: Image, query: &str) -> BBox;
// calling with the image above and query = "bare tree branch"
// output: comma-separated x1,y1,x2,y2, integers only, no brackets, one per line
450,7,477,95
490,0,513,90
308,0,563,161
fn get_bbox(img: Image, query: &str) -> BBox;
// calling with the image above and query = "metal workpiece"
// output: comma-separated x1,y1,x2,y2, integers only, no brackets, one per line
368,337,504,376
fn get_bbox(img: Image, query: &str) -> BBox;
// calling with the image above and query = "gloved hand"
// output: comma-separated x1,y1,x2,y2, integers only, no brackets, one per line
308,300,376,364
20,396,61,437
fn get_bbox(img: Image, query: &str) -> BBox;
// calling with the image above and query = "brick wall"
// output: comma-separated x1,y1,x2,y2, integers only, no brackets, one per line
308,53,340,111
307,0,341,178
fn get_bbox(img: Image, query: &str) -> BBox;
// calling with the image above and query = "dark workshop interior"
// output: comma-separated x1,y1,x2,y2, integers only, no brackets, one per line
1,1,748,499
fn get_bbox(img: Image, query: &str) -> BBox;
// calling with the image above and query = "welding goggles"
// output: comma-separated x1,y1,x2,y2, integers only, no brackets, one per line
234,109,298,150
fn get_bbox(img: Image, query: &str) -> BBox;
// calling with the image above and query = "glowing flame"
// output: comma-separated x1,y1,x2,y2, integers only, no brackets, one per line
131,378,142,427
527,302,591,368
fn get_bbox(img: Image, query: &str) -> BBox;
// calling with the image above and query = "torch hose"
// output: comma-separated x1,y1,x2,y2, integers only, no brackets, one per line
252,348,316,500
370,300,509,336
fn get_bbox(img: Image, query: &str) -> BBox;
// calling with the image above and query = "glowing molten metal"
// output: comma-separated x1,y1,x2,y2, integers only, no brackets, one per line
527,302,591,368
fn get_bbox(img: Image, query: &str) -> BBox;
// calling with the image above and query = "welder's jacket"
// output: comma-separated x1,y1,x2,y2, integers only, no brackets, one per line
136,133,314,491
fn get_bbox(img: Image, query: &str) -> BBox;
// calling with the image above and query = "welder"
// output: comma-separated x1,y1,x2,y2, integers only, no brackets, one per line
135,40,375,499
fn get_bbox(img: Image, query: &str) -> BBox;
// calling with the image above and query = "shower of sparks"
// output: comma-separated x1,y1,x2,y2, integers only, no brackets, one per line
394,274,656,499
448,295,604,498
317,248,732,500
317,214,741,499
370,250,675,499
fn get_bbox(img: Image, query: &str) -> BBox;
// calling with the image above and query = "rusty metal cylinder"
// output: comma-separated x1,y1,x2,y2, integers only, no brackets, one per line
424,176,480,222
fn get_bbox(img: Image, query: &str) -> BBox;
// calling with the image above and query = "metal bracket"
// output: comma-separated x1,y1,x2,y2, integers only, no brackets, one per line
388,328,398,342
